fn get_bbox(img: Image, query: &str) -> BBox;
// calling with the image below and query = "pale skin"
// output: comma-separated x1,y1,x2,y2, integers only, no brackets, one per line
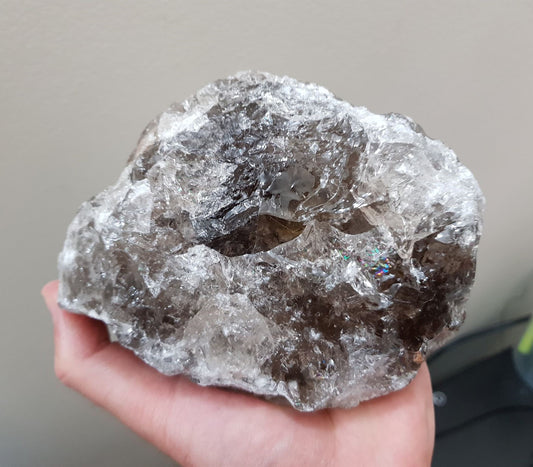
42,280,435,466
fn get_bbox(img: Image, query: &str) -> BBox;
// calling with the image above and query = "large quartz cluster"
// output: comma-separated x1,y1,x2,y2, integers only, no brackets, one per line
58,71,484,411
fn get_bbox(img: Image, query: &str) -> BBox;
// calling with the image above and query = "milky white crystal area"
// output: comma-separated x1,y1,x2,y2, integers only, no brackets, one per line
58,71,484,411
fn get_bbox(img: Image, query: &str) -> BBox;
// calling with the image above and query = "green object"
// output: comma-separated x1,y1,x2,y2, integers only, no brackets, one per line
517,315,533,355
514,315,533,390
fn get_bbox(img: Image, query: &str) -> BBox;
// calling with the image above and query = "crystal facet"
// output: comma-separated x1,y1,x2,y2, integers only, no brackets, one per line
58,71,484,411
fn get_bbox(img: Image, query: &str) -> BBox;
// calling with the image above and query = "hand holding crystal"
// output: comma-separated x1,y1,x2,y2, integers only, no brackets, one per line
43,280,435,466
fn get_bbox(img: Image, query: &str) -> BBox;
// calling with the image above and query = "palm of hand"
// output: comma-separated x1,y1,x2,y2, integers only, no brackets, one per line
43,281,434,466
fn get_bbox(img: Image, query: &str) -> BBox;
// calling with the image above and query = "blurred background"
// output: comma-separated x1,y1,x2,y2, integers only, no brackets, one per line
1,1,532,465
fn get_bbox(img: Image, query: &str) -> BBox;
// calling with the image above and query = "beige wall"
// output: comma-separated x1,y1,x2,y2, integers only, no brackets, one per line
1,1,532,465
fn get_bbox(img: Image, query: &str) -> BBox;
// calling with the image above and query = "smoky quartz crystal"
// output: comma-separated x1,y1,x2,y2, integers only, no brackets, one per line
58,71,484,411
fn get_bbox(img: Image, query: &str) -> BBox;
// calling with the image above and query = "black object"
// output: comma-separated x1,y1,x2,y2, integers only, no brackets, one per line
431,348,533,466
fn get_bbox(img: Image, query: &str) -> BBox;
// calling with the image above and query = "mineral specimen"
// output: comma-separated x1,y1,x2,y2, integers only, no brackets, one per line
58,71,484,411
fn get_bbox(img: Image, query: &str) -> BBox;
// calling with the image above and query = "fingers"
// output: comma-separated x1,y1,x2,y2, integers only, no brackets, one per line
42,281,109,365
387,363,435,465
329,363,435,466
42,281,186,458
417,363,436,463
42,281,299,465
414,362,436,439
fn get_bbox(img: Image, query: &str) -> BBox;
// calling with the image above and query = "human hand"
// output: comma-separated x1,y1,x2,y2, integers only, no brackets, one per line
42,280,434,466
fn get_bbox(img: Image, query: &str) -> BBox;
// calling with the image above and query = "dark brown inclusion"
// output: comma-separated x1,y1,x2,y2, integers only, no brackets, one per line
206,214,305,257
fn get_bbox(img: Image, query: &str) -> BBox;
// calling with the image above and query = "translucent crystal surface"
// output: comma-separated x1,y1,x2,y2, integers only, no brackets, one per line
58,71,484,411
